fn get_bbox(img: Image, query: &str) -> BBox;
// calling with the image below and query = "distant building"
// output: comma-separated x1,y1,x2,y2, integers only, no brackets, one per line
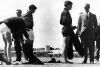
46,45,51,50
36,48,45,51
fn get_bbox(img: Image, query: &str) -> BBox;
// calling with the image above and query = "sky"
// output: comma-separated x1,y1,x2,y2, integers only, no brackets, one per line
0,0,100,49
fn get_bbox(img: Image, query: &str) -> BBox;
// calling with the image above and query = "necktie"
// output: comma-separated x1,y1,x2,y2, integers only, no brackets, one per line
86,13,89,22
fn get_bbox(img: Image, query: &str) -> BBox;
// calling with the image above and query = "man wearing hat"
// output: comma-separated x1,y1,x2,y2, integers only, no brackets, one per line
77,3,98,63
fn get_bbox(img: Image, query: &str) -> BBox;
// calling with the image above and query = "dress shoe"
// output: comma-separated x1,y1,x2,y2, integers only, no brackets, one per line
48,58,56,63
22,62,33,64
90,60,94,64
22,62,44,65
13,61,22,65
95,56,99,62
65,60,73,64
82,60,87,64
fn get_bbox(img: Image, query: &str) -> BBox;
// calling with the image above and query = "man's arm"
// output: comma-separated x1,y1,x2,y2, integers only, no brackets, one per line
76,15,82,35
60,10,71,26
23,29,29,40
22,14,33,29
93,15,98,32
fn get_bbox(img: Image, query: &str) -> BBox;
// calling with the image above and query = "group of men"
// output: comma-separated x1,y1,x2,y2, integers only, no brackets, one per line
0,4,43,65
60,0,100,64
0,0,100,65
13,5,35,64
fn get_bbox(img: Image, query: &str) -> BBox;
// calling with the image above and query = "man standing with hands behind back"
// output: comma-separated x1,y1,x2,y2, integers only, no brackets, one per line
77,3,98,64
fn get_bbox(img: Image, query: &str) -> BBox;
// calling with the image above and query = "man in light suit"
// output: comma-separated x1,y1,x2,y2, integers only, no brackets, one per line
77,3,98,63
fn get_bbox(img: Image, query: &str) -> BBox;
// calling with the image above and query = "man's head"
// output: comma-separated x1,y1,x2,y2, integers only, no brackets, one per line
64,0,73,10
29,4,37,14
84,3,90,12
16,9,22,17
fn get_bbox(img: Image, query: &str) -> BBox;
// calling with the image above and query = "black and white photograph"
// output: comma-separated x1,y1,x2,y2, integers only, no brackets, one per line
0,0,100,67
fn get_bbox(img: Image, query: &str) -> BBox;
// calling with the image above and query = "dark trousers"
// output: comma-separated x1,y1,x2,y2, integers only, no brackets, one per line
67,39,73,59
14,38,36,63
95,40,100,61
22,40,33,63
13,32,23,61
22,40,43,64
64,30,84,62
14,39,22,61
13,32,43,64
70,31,84,57
82,39,94,63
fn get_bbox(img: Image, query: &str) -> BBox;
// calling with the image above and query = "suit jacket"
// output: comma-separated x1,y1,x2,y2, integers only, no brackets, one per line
77,12,98,40
95,25,100,40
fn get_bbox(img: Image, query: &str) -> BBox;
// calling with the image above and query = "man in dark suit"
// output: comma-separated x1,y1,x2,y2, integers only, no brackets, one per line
77,3,98,63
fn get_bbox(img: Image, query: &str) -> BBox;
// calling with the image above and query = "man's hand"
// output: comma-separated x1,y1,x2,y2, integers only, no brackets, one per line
72,26,76,30
76,32,80,37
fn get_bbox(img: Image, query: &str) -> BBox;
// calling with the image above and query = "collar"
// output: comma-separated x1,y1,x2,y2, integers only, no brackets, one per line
85,12,90,17
64,8,68,11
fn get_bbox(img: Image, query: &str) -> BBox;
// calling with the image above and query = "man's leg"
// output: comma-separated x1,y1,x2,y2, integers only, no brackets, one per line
96,40,100,61
67,39,73,59
3,32,12,61
71,34,84,57
2,34,7,59
27,40,34,63
5,32,12,61
22,41,31,62
14,40,22,61
25,29,34,63
22,40,43,64
22,43,29,61
2,34,11,64
0,23,12,64
96,49,99,61
0,53,11,64
89,40,94,63
63,36,72,63
22,29,43,64
82,40,88,63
